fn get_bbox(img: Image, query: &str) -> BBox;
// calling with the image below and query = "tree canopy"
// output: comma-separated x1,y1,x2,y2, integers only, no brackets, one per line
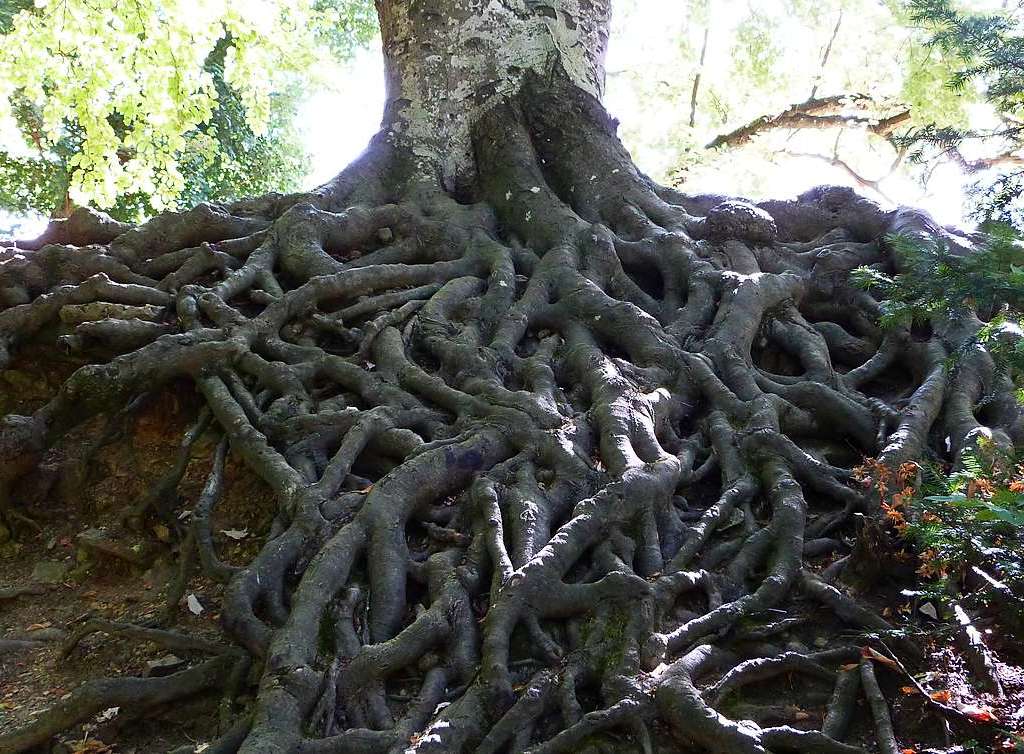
2,0,1023,228
0,0,375,225
609,0,1023,223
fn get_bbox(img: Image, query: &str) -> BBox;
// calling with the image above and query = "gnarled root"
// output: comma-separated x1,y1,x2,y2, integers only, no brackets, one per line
0,70,1017,754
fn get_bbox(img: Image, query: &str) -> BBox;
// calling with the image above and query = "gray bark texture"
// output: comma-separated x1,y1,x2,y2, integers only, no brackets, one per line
0,1,1019,752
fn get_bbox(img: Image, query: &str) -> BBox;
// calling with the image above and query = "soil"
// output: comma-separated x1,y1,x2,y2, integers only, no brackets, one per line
0,372,274,753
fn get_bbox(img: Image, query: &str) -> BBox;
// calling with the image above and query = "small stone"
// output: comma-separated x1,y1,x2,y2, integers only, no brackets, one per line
31,560,68,584
145,654,184,677
813,636,828,648
377,227,393,244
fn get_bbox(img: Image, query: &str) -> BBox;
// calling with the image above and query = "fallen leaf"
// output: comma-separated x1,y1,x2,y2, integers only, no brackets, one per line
900,686,918,695
186,594,204,615
95,706,119,722
840,663,859,671
861,646,898,668
26,622,51,631
929,690,951,703
220,528,248,540
71,741,113,753
919,602,939,619
959,704,998,723
153,524,171,542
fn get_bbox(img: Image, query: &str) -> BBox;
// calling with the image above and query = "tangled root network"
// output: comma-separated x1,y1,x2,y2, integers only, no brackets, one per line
0,73,1017,754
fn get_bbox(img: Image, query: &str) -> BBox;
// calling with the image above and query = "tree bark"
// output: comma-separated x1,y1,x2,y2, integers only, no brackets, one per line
377,0,611,186
0,1,1018,753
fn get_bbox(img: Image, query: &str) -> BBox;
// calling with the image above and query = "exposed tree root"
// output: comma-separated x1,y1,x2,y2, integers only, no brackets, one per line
0,69,1019,754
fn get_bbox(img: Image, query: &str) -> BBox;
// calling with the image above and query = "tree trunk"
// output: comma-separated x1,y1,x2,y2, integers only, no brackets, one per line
377,0,610,185
0,1,1018,753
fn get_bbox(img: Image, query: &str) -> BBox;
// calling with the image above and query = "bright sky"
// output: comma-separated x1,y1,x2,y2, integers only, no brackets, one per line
299,6,973,228
3,3,987,237
301,46,385,188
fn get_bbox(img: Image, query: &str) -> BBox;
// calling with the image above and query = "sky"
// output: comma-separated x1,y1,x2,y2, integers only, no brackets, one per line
300,46,385,189
298,1,973,229
3,1,998,236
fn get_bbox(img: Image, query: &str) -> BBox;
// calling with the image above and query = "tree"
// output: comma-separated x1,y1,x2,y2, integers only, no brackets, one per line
0,2,1019,753
609,0,999,211
0,0,376,225
900,0,1024,224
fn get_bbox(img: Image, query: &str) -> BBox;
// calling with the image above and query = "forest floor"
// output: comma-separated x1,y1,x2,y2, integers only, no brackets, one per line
0,359,274,753
1,356,1023,753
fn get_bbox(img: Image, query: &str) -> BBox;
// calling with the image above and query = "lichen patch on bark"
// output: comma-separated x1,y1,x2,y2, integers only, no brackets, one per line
378,0,611,184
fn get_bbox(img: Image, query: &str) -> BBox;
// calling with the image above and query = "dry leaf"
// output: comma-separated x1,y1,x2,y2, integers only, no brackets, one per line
919,602,938,619
900,686,918,695
186,594,204,615
153,524,171,542
220,528,248,540
860,646,898,668
71,741,113,754
95,706,119,722
26,622,51,631
959,704,998,723
929,690,951,703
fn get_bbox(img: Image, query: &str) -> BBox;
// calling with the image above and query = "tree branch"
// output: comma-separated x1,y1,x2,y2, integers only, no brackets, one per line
707,94,911,151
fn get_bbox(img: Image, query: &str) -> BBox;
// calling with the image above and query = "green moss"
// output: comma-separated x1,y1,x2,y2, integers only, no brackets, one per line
599,608,630,675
